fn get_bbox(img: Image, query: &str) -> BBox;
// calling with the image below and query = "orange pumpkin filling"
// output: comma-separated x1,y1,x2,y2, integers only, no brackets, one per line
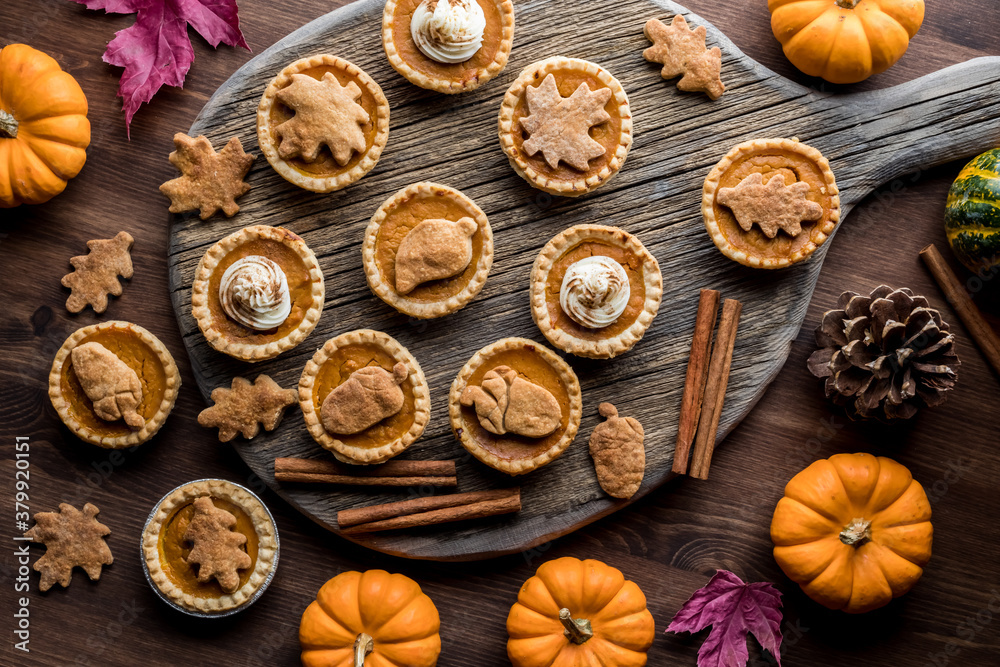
390,0,505,85
157,497,259,599
374,192,484,302
59,326,166,436
459,345,572,461
265,65,381,177
543,241,645,340
311,343,417,450
511,69,623,181
206,236,313,343
713,149,837,260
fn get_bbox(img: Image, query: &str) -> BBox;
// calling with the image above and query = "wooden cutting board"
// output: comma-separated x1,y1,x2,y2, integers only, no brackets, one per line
167,0,1000,560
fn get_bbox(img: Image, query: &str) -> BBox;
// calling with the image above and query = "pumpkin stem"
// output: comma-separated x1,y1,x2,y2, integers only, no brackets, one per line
353,633,374,666
558,608,593,645
0,109,17,139
840,517,872,546
835,0,861,8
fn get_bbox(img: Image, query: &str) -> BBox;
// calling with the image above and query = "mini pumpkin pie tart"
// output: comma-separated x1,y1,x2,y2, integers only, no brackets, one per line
449,338,582,475
48,321,180,449
703,138,841,269
383,0,515,94
141,479,278,616
362,182,493,319
299,330,431,464
530,224,663,359
192,225,324,362
498,57,632,197
257,54,389,193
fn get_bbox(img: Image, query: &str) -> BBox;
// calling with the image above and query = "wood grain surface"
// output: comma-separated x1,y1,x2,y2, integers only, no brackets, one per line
2,0,1000,665
170,0,1000,560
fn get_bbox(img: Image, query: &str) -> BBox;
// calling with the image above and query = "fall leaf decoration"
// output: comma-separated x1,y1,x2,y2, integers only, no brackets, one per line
520,73,613,171
61,231,134,313
183,496,251,593
275,73,370,165
643,15,725,99
668,570,783,667
24,503,113,592
198,374,298,442
71,0,250,135
160,133,255,220
717,173,823,239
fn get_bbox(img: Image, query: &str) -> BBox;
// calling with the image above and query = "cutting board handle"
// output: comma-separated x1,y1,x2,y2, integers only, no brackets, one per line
835,57,1000,200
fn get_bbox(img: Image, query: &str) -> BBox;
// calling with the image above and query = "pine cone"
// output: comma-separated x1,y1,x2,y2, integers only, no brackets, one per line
807,285,960,420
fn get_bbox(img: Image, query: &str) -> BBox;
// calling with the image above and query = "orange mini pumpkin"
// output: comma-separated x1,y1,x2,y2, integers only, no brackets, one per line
507,557,655,667
771,453,933,613
768,0,924,84
299,570,441,667
0,44,90,208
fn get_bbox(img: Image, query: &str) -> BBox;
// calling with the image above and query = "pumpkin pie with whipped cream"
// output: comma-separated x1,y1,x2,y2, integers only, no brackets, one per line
498,57,632,196
142,479,278,615
383,0,514,93
450,337,582,475
192,225,324,362
49,321,180,448
362,182,493,319
299,329,431,464
703,138,841,269
531,224,662,359
257,55,389,192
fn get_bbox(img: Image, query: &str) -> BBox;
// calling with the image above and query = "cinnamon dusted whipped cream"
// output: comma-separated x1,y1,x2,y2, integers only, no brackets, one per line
410,0,486,64
559,256,630,329
219,256,291,331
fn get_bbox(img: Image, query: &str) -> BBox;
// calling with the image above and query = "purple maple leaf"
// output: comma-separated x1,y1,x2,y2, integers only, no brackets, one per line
72,0,250,136
668,570,784,667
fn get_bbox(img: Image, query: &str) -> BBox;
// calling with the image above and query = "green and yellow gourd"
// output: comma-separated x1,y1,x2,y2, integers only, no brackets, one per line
944,148,1000,273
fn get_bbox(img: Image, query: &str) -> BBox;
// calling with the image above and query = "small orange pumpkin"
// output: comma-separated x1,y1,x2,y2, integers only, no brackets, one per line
768,0,924,84
299,570,440,667
0,44,90,208
771,453,933,613
507,557,655,667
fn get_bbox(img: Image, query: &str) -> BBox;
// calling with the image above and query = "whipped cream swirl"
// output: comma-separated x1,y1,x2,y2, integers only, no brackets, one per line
410,0,486,64
559,256,630,329
219,255,291,331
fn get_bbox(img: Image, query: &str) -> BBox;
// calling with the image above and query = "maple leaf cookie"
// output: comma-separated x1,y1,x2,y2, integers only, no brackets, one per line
160,134,255,220
25,503,113,591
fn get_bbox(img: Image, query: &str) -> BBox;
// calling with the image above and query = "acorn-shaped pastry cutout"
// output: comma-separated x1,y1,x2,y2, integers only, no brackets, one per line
589,402,645,499
460,365,561,438
321,362,408,435
395,217,478,294
70,342,144,429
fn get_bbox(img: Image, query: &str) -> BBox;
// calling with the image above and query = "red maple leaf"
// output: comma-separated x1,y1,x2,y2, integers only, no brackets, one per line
668,570,784,667
72,0,250,136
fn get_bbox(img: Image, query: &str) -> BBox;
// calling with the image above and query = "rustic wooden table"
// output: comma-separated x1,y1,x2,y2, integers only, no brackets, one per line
2,1,999,665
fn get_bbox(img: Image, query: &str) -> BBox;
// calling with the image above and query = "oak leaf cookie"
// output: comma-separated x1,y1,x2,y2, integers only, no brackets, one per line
183,497,252,593
198,375,298,442
61,231,134,313
589,403,645,499
643,15,725,99
24,503,113,591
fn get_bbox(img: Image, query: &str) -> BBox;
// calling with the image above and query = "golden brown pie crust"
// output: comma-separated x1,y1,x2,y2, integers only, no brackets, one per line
449,337,582,475
299,329,431,464
362,182,493,319
191,225,324,362
530,224,662,359
48,321,180,449
142,479,277,614
257,54,389,192
498,57,632,197
703,138,841,269
382,0,515,93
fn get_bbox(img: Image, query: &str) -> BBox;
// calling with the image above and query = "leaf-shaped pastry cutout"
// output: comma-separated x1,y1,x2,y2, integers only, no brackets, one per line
395,217,478,294
70,341,144,429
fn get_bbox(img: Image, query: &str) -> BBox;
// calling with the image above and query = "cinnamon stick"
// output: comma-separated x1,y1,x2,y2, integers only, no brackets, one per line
689,298,742,480
337,488,521,533
920,243,1000,377
673,289,721,475
274,458,457,487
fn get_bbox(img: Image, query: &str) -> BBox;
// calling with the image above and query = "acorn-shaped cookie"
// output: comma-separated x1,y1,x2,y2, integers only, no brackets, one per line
589,403,645,499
